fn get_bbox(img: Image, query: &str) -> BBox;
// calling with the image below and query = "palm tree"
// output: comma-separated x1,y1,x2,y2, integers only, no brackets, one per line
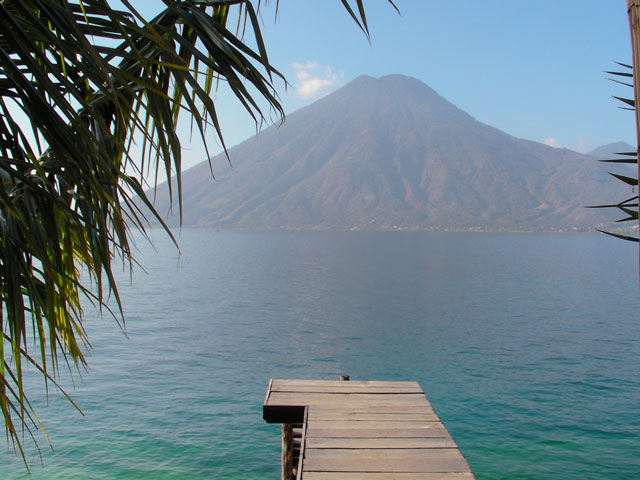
0,0,396,462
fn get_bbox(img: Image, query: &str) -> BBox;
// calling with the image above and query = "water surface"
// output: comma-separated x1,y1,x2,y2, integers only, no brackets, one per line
1,230,638,479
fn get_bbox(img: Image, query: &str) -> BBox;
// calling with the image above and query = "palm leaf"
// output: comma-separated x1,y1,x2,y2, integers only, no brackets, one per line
609,172,639,186
596,62,638,242
596,229,640,242
613,95,635,108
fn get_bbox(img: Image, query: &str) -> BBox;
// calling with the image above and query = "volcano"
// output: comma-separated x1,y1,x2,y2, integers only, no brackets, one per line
150,74,622,231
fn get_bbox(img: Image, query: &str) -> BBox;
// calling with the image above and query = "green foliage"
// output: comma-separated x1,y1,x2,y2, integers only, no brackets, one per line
0,0,396,466
589,63,639,242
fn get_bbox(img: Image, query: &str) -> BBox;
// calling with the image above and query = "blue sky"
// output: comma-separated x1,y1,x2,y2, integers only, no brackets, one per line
178,2,635,169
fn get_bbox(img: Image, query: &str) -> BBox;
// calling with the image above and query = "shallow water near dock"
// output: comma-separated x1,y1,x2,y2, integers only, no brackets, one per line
1,230,639,479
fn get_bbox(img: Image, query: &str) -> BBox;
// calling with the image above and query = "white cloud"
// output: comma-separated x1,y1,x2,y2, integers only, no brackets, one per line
292,61,318,70
576,137,587,153
542,137,588,153
292,61,341,99
542,138,562,148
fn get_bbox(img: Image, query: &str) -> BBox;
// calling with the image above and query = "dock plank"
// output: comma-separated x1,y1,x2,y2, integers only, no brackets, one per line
308,405,436,415
305,437,458,449
272,379,420,388
307,412,439,421
302,473,475,480
271,385,424,394
308,420,443,429
306,427,451,439
267,392,431,407
303,448,471,473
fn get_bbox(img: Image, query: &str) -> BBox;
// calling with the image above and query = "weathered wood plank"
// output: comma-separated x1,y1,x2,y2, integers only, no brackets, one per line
308,405,436,415
307,420,443,429
305,427,451,439
271,385,424,394
305,437,458,449
268,392,428,401
302,473,475,480
282,423,294,480
267,392,430,406
303,448,471,473
307,412,440,422
272,380,420,388
265,378,273,405
297,408,308,480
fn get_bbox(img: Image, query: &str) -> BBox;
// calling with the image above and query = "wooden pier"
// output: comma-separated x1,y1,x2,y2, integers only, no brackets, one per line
263,379,475,480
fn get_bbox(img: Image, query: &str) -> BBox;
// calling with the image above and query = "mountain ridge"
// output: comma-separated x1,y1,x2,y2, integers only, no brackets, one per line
587,141,635,159
150,75,623,232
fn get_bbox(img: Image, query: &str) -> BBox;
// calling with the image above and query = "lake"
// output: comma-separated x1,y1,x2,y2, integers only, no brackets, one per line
1,230,639,479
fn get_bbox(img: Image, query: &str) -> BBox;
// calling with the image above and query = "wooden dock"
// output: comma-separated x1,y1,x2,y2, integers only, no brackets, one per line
263,379,475,480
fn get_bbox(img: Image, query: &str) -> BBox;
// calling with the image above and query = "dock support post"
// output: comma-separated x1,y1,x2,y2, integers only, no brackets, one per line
281,423,294,480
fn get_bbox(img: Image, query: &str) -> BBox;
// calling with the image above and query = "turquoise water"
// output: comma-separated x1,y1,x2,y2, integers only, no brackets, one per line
1,230,639,479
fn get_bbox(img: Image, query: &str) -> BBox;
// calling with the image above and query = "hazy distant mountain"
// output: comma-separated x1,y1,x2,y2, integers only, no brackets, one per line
150,74,623,231
587,141,635,159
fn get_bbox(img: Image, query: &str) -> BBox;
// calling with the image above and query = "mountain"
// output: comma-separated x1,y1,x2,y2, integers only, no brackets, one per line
587,141,635,159
150,74,623,231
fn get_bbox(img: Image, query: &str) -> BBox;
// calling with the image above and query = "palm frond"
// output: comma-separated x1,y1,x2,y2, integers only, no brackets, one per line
595,62,638,242
0,0,399,463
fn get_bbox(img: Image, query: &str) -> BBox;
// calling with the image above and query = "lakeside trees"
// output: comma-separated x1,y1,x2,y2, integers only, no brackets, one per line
0,0,395,463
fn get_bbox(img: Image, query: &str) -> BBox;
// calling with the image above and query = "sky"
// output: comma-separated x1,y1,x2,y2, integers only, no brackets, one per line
151,2,636,171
